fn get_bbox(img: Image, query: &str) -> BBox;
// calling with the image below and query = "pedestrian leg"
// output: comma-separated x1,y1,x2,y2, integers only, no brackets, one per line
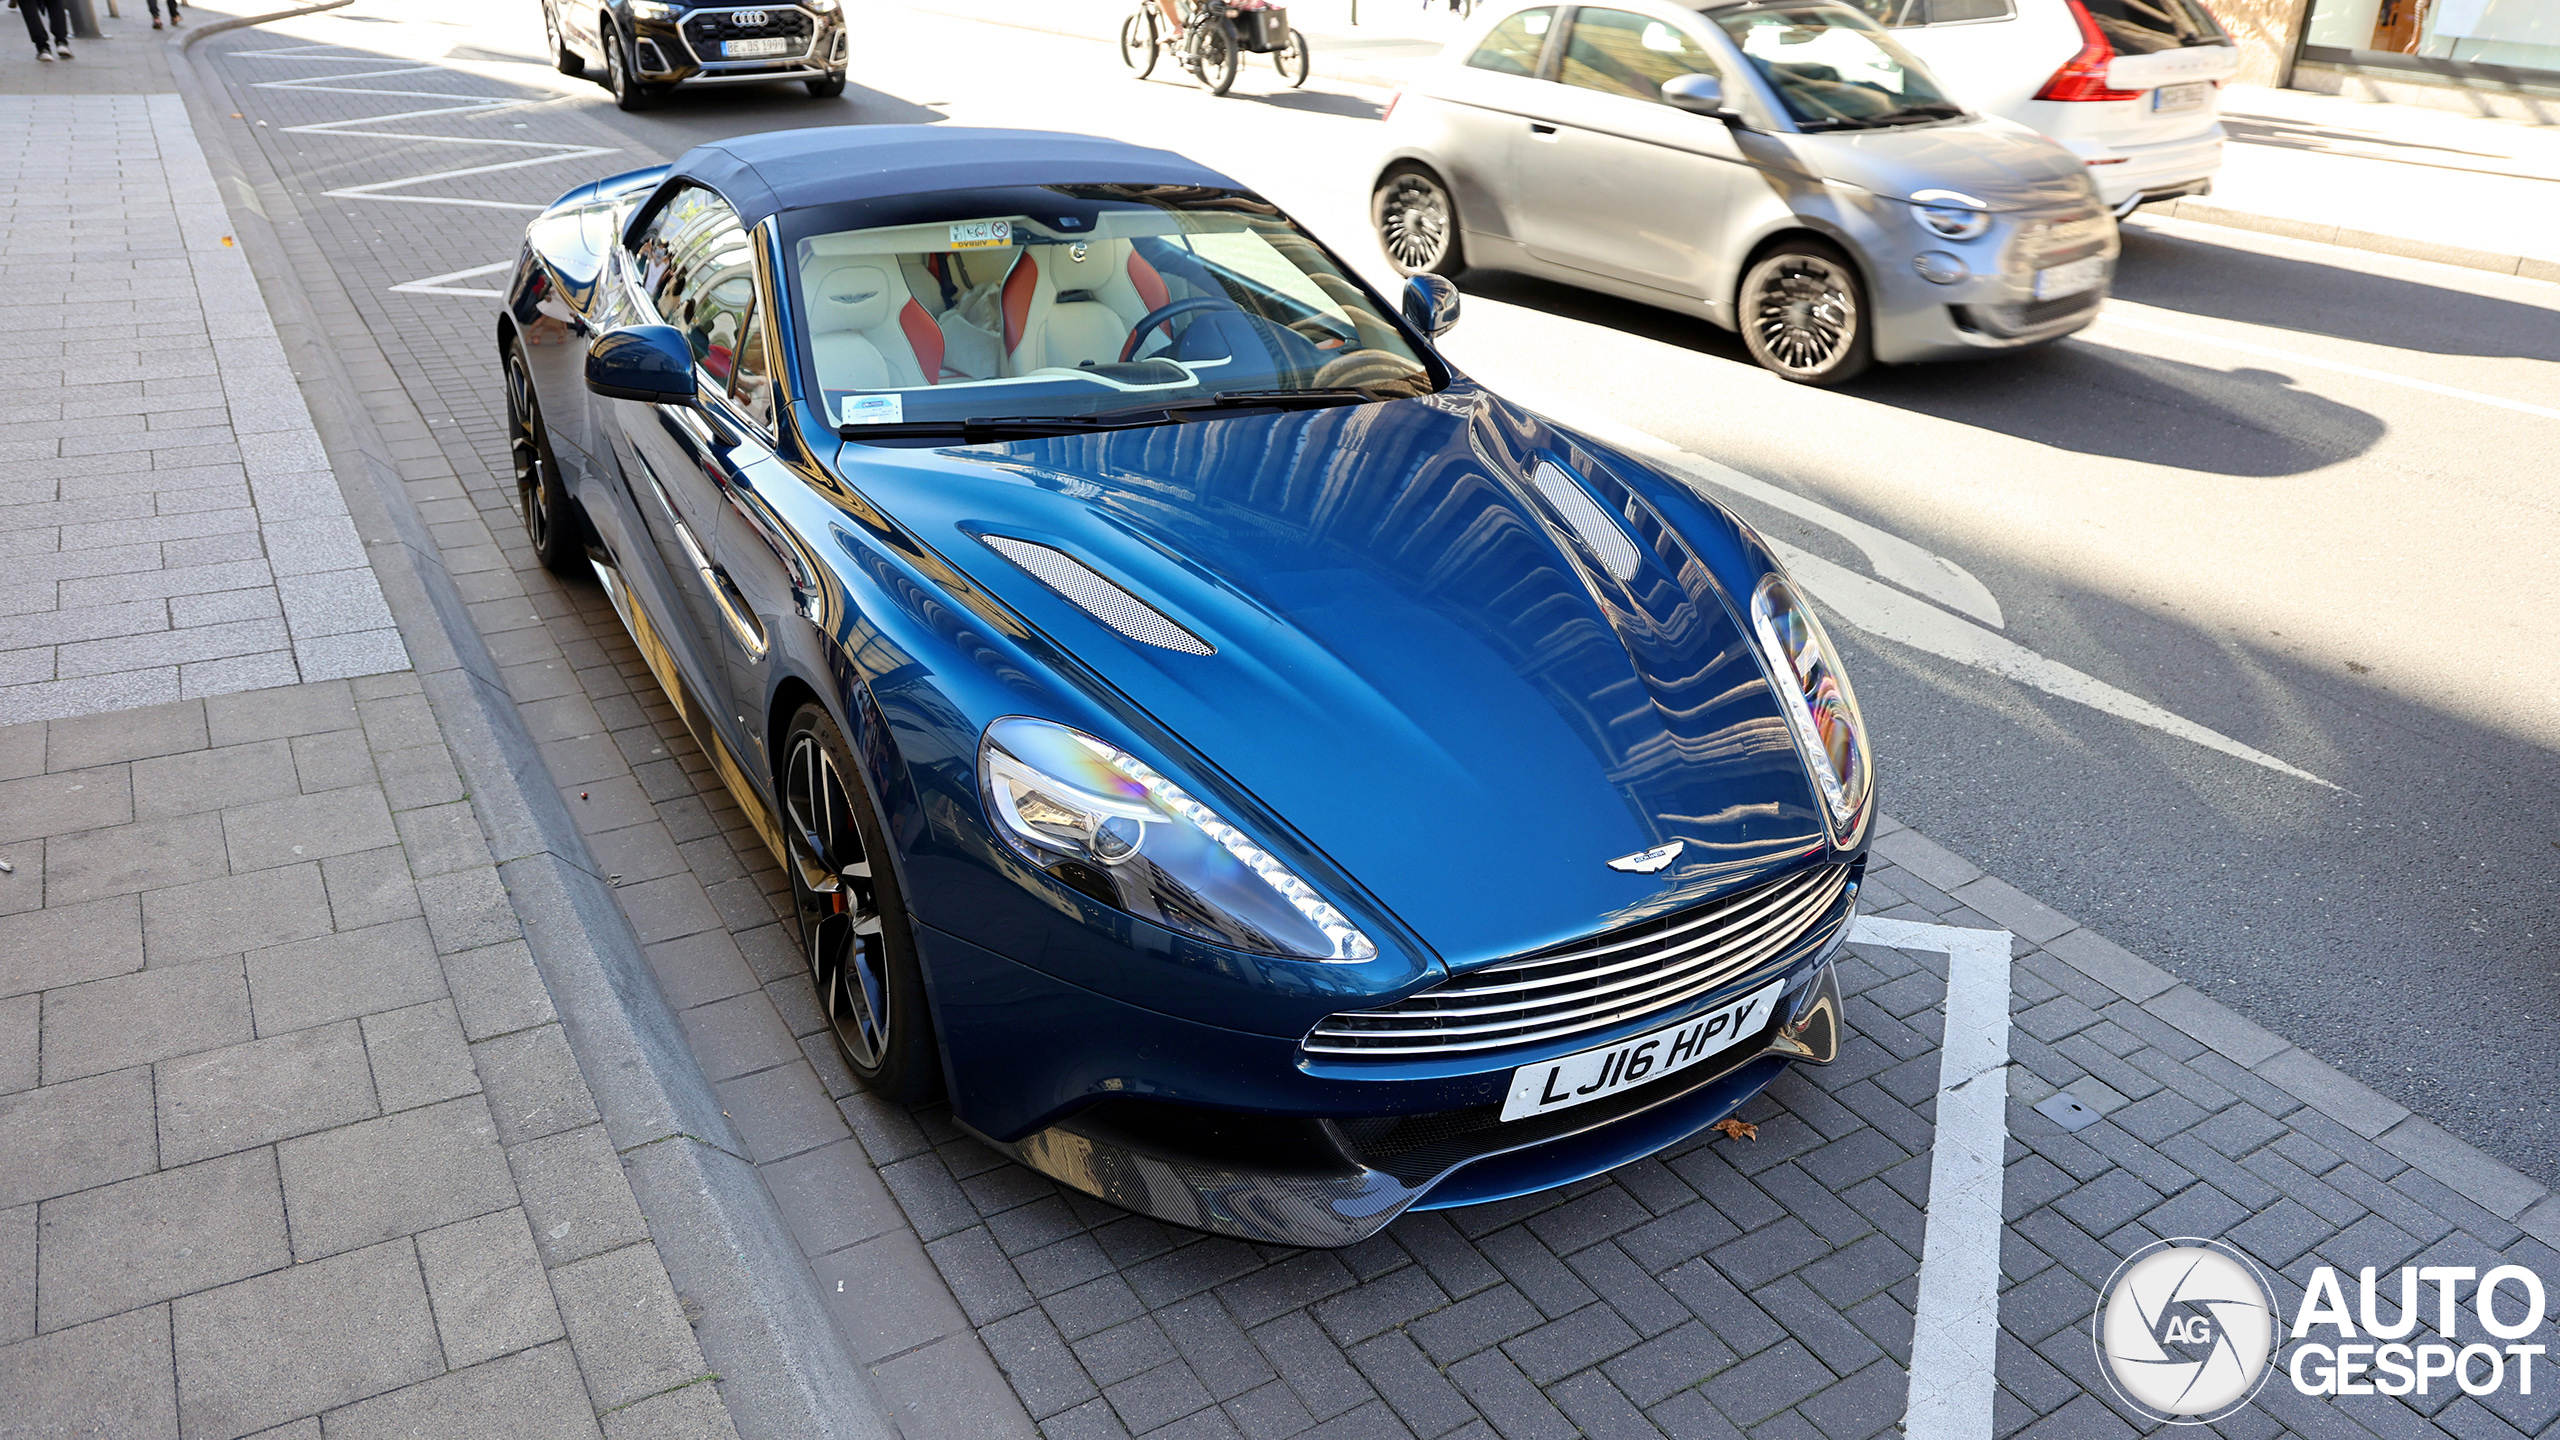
25,0,67,54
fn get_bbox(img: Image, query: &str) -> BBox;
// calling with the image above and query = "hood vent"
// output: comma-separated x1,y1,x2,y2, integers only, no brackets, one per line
979,536,1214,656
1532,462,1641,581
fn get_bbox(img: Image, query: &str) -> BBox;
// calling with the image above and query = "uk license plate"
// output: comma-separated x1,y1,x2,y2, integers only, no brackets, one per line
1500,979,1786,1122
2153,81,2208,113
722,36,794,57
2034,254,2106,300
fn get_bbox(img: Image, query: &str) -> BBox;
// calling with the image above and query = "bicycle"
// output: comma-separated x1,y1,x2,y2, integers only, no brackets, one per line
1121,0,1308,95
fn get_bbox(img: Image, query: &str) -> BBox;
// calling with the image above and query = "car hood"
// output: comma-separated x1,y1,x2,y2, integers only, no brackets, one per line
832,391,1830,969
1801,120,2094,211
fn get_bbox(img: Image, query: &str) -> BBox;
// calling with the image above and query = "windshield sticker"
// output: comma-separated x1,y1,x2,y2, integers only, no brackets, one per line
948,219,1013,251
839,393,904,426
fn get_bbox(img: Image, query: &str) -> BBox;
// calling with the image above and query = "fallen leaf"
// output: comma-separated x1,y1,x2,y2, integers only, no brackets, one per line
1711,1118,1758,1142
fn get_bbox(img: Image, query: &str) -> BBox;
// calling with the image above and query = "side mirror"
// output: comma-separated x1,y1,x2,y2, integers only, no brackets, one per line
1661,72,1731,117
1401,273,1461,339
586,324,697,403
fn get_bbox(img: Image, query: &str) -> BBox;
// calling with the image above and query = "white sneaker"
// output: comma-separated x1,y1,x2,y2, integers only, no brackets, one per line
36,46,52,60
55,42,71,56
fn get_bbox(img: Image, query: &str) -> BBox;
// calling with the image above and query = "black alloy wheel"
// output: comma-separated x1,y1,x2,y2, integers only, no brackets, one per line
1738,241,1872,386
1119,8,1159,77
604,27,657,111
547,2,583,73
506,347,581,576
807,73,846,97
1190,16,1238,95
781,702,940,1103
1373,165,1463,277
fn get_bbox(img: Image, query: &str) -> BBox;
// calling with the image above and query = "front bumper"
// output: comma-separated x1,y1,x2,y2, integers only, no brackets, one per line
922,909,1852,1247
1869,209,2120,365
630,5,846,85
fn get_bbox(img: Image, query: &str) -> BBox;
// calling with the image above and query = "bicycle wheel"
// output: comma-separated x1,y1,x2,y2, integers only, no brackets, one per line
1272,26,1308,86
1193,16,1239,94
1119,8,1159,77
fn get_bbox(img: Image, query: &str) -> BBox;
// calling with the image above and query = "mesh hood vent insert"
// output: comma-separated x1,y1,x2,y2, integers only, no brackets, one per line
979,536,1214,656
1532,461,1641,581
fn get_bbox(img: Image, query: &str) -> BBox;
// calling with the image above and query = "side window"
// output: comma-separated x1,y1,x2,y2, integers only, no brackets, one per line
1466,7,1554,75
1851,0,1931,25
728,298,778,431
1926,0,2014,22
627,183,757,374
1559,8,1720,102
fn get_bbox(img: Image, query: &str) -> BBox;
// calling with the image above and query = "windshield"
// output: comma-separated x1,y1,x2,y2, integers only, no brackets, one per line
1713,7,1961,127
779,184,1439,435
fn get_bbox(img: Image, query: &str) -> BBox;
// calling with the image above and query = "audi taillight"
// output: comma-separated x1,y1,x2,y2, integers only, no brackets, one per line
2035,0,2142,101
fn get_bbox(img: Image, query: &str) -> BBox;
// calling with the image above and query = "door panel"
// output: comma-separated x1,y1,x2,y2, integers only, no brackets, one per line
1424,7,1563,242
1514,8,1764,301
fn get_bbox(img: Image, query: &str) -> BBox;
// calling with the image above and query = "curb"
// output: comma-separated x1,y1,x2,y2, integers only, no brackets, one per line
168,16,900,1440
1868,815,2560,1246
2142,196,2560,284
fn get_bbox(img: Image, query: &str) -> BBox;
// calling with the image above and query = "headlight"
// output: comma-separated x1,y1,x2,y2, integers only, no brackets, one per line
1909,189,1991,241
979,717,1377,962
1748,575,1871,841
628,1,680,19
805,0,840,10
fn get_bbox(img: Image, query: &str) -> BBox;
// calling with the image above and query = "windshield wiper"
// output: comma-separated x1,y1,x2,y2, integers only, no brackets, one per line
837,389,1385,443
1798,101,1967,131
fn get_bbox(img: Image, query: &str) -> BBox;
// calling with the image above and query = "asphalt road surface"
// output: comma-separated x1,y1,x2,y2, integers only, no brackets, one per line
241,0,2560,1184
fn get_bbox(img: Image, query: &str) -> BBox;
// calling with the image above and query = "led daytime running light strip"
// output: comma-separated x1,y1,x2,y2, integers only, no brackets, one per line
1752,579,1862,838
1073,735,1378,962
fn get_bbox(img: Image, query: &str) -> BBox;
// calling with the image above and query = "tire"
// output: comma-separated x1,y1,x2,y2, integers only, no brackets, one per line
604,27,658,111
505,344,583,577
1119,8,1159,77
1272,25,1308,86
779,703,941,1104
546,2,584,74
1192,17,1238,95
806,74,846,97
1373,164,1464,277
1737,240,1873,386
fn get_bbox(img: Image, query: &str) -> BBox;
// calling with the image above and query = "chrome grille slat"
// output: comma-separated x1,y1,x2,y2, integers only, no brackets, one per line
1421,869,1832,1001
1328,878,1843,1030
1305,864,1848,1058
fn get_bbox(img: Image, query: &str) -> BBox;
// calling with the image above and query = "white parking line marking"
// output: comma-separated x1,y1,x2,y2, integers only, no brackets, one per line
1850,916,2013,1440
1510,395,2340,789
390,261,513,298
226,44,617,281
2090,311,2560,424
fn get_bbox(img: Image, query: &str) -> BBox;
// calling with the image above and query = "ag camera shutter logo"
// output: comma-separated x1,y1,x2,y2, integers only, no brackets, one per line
2093,1238,2283,1424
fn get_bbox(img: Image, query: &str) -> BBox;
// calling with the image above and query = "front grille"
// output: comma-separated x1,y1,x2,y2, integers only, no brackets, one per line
682,7,814,52
1954,288,2104,339
1305,864,1850,1059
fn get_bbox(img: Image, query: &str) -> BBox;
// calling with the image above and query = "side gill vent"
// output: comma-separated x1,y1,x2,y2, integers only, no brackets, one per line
979,536,1215,656
1532,461,1641,581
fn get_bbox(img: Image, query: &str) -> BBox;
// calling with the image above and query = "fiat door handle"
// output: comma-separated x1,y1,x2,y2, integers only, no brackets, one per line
1528,122,1558,138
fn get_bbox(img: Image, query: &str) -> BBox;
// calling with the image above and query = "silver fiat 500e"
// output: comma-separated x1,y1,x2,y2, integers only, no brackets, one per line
1374,0,2119,384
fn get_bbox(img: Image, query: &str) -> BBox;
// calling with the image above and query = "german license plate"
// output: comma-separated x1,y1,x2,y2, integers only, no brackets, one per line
722,36,794,57
2034,254,2106,300
2153,81,2208,113
1500,979,1786,1122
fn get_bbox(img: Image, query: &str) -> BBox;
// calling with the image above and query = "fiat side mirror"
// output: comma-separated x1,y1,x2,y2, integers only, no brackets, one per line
586,324,697,403
1401,273,1461,339
1661,73,1732,118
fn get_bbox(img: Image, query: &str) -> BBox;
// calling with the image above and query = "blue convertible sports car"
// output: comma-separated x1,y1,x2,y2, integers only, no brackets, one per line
500,127,1874,1247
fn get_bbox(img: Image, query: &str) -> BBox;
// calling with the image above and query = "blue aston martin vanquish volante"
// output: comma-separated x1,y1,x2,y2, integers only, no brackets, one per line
500,126,1872,1247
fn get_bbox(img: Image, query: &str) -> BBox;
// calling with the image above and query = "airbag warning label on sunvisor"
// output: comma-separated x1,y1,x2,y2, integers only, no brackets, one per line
949,220,1013,250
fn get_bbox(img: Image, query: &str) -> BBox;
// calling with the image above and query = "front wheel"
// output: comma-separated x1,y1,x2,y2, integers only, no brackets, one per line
806,74,845,97
1191,17,1238,95
604,29,658,111
1737,241,1872,386
505,346,581,577
781,703,941,1104
1373,165,1464,277
1119,8,1159,76
1272,26,1308,86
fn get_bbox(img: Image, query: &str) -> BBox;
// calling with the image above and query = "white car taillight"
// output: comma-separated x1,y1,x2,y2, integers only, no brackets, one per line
2034,0,2143,101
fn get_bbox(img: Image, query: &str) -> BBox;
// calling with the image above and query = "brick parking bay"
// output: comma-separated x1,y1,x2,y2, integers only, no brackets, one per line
196,7,2560,1439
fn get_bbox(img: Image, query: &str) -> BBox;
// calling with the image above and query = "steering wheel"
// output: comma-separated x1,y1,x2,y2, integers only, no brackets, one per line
1118,295,1240,362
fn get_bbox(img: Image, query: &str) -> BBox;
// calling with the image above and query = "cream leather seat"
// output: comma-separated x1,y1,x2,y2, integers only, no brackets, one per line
999,240,1178,375
804,261,941,389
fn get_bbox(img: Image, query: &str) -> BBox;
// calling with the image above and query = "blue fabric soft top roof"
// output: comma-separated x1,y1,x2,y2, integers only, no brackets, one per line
666,126,1241,228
